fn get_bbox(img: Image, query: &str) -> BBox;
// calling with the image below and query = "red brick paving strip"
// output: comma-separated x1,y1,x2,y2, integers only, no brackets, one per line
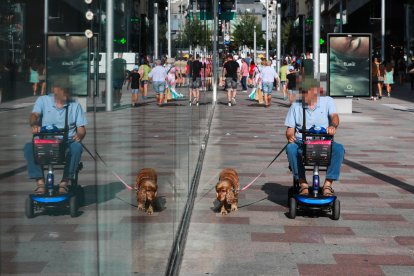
334,253,414,265
388,202,414,209
341,214,406,221
298,264,385,276
251,226,354,244
394,236,414,246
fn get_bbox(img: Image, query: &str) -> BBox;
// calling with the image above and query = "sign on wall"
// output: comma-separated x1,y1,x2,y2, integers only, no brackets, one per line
327,33,371,97
47,34,89,96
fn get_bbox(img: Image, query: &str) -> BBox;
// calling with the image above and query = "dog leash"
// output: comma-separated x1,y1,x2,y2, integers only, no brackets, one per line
81,143,136,191
240,143,288,191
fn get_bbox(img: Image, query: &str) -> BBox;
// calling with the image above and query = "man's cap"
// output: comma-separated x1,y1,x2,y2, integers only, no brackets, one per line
133,65,139,70
50,75,71,90
301,78,320,91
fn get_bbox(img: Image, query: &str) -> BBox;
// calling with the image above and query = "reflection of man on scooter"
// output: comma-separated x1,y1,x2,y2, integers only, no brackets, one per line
23,76,87,195
284,86,345,197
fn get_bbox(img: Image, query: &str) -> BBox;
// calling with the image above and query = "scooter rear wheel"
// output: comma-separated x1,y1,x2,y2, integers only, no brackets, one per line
25,196,34,219
331,199,340,220
70,195,78,217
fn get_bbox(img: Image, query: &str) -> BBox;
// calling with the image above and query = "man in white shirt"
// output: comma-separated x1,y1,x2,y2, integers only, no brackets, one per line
260,60,279,107
148,59,167,106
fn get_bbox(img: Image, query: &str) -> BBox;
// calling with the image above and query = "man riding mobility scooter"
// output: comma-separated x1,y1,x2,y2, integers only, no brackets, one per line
25,118,84,218
287,89,341,220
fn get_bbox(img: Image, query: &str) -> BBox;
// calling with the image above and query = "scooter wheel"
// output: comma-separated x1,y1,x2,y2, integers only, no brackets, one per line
25,196,34,219
70,195,78,218
331,199,340,220
289,197,297,219
287,187,295,205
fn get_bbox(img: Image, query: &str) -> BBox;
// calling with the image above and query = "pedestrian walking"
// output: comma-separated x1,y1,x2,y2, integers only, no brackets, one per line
260,60,279,107
279,60,288,100
408,60,414,90
189,54,203,106
222,54,240,107
240,58,249,92
148,60,167,106
112,53,127,105
127,65,140,107
29,63,39,96
384,61,394,97
138,58,151,100
286,65,298,104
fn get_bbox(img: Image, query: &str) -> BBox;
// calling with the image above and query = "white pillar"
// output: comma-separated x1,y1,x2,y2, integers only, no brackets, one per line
381,0,385,62
276,2,281,74
168,0,171,58
212,0,218,104
44,0,48,67
154,3,159,60
106,0,114,111
266,0,269,60
254,25,257,62
313,0,320,80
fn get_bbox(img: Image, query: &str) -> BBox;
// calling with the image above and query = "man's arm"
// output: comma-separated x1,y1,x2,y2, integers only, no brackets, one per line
73,126,86,142
286,127,296,143
29,113,41,134
327,113,339,135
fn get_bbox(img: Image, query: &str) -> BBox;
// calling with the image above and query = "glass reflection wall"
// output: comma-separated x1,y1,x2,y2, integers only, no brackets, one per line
0,0,214,274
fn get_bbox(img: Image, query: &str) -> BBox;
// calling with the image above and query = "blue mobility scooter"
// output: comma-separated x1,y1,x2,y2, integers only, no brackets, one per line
287,107,340,220
25,125,84,218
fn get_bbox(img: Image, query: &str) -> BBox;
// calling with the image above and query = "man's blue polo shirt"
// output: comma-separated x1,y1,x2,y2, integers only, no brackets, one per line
32,95,87,140
284,96,337,140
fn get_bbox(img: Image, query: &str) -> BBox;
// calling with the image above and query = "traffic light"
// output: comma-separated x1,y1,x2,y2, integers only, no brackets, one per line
221,0,236,12
197,0,212,11
114,37,126,45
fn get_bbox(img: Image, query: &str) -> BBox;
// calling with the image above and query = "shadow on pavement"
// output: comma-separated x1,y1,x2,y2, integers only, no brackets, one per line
344,158,414,194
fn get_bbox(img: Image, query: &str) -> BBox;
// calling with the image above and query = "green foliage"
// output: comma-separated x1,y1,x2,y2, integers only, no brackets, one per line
281,19,302,54
182,19,212,48
232,13,264,49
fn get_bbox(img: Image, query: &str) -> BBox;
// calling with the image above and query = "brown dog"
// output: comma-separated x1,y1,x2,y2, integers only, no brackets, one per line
135,168,158,215
215,168,240,215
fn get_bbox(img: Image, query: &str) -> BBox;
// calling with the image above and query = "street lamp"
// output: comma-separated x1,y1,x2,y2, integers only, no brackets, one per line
266,0,269,60
261,0,275,60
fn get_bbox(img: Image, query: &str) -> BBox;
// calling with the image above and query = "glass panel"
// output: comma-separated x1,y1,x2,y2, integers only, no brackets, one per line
0,0,213,274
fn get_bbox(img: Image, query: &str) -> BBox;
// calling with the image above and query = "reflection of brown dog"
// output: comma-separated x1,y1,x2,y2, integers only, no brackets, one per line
135,168,158,215
215,168,240,215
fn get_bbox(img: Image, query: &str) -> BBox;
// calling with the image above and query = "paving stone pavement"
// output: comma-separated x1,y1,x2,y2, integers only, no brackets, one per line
1,82,414,275
180,83,414,276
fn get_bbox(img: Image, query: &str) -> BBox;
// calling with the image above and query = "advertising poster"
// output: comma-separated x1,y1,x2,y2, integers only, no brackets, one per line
47,34,89,96
328,33,371,97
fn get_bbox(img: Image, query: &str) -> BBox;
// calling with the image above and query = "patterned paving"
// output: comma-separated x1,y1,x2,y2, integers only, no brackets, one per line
1,82,414,275
181,84,414,276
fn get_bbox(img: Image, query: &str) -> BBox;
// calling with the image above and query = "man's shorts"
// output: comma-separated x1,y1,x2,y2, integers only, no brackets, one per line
153,81,166,94
131,88,139,94
113,79,124,90
140,80,148,87
190,78,201,89
262,82,274,94
225,77,237,89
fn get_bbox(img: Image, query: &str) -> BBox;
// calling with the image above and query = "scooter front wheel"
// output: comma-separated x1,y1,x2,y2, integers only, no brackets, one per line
289,197,297,219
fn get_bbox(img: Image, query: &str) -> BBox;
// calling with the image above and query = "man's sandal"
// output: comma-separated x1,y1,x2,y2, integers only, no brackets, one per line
59,180,69,195
298,184,309,196
34,179,46,195
34,187,46,195
322,186,335,196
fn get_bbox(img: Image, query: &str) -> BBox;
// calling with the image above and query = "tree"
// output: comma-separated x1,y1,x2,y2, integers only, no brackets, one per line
182,19,211,48
232,13,265,49
281,19,301,55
